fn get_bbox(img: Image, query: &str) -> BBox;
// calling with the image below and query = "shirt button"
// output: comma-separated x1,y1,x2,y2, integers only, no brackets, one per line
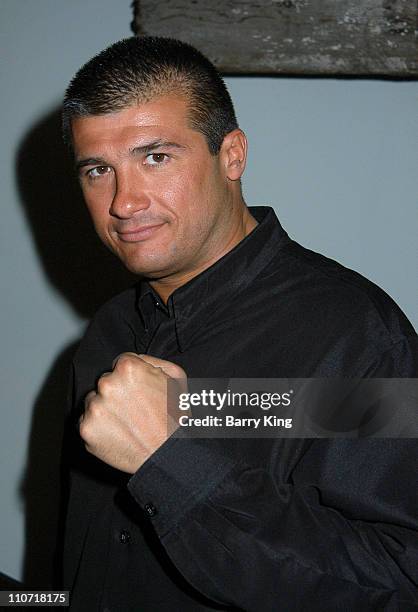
144,502,157,517
119,529,131,544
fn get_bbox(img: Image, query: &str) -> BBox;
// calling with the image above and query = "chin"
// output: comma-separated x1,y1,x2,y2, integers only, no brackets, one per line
120,255,172,278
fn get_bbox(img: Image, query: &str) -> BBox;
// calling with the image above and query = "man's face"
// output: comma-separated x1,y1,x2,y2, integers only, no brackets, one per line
71,96,237,281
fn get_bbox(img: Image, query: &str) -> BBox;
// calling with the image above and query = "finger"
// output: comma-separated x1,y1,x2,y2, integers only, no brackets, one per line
112,352,140,370
139,355,189,419
95,370,114,396
137,354,187,380
84,390,97,407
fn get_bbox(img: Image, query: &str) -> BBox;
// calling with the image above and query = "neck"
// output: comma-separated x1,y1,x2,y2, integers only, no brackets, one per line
150,203,258,304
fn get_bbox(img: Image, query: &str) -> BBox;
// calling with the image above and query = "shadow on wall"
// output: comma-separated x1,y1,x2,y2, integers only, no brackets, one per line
16,107,136,587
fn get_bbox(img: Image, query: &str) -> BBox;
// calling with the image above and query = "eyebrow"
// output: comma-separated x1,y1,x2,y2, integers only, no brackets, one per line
75,139,187,172
75,156,107,172
131,139,187,155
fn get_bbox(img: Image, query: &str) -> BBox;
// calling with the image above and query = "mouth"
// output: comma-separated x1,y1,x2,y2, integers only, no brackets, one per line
116,223,165,243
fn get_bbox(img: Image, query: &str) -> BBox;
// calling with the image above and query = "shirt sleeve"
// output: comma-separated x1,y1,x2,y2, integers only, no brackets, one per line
127,338,418,611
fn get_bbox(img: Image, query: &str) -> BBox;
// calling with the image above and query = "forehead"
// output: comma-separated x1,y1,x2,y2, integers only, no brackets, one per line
71,95,201,154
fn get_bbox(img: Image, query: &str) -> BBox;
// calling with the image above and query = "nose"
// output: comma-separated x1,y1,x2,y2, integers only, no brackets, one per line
109,167,150,219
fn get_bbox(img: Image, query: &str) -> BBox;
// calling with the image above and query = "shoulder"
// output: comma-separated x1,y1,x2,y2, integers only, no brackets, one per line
279,239,414,340
256,239,417,375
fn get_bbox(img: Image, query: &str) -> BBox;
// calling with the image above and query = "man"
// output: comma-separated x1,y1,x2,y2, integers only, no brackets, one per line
61,36,418,610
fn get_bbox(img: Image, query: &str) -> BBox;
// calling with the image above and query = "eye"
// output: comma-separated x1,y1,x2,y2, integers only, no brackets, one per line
145,153,169,166
87,166,111,179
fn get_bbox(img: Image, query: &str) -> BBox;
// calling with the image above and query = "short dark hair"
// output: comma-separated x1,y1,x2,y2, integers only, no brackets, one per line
62,36,238,155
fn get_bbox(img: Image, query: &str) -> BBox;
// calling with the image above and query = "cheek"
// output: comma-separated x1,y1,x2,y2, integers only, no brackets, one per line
164,163,213,213
81,178,114,216
155,175,194,219
84,196,110,237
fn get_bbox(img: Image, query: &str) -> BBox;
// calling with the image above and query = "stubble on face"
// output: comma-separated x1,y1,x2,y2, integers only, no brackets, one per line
71,95,254,299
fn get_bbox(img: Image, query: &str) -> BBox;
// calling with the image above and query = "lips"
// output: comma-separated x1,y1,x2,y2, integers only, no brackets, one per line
116,223,165,242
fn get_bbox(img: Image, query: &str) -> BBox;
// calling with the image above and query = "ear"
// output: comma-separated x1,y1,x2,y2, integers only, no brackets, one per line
220,129,248,181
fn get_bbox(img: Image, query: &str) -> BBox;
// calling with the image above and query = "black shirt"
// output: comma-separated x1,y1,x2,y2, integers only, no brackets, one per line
63,206,418,611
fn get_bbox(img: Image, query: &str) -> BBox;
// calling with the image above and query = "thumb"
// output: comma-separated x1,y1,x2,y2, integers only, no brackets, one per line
138,354,189,436
137,353,187,380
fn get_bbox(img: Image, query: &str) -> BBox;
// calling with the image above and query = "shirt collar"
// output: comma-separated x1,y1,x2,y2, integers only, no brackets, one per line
136,206,290,352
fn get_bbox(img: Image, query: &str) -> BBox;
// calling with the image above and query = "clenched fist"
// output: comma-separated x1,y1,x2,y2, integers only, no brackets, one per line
79,353,187,473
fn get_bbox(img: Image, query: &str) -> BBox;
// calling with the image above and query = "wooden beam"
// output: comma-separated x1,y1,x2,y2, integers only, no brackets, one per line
132,0,418,77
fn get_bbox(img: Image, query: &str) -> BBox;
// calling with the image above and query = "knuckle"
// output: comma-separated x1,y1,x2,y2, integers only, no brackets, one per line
88,399,103,419
79,418,89,441
97,374,111,394
84,390,96,406
84,396,102,420
172,364,187,379
115,353,136,372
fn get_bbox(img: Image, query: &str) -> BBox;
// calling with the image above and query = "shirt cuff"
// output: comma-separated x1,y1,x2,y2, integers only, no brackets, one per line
127,435,237,537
